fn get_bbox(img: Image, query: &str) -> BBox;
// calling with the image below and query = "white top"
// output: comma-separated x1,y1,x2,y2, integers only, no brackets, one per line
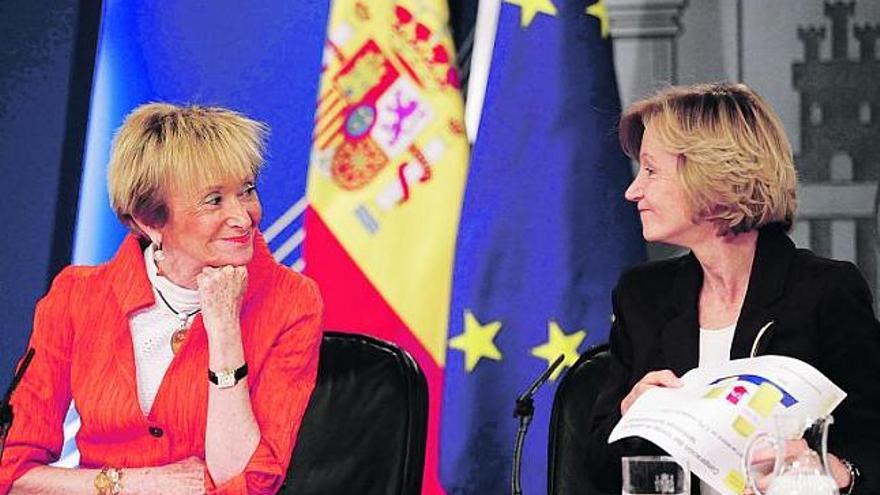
129,244,200,414
698,322,736,495
698,323,736,367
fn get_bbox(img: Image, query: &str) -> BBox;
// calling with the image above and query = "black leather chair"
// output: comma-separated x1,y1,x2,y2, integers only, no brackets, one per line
547,344,615,495
280,331,428,495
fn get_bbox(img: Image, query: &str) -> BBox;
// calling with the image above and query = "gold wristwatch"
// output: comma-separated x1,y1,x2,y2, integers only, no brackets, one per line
94,466,123,495
208,362,248,388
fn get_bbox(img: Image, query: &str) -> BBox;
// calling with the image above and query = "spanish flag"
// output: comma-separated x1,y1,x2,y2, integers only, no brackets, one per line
303,1,469,492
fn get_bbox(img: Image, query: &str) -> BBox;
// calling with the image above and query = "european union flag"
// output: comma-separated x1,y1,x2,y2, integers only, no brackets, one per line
439,1,644,493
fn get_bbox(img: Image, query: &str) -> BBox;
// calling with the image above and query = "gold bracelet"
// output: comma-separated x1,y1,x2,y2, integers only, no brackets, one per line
94,466,123,495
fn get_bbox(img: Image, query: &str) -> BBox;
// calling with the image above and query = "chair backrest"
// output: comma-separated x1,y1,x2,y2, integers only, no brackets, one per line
547,344,615,495
280,331,428,495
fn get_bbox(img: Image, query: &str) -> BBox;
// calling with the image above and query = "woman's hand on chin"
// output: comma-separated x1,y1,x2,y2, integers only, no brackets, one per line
197,265,248,339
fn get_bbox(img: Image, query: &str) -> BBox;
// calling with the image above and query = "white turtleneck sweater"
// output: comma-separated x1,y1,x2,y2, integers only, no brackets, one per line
129,244,201,414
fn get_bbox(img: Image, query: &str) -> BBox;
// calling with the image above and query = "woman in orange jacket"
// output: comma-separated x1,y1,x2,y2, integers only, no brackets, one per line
0,103,323,494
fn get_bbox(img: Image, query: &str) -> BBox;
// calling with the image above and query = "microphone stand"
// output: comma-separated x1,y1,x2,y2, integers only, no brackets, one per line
511,354,564,495
0,348,35,464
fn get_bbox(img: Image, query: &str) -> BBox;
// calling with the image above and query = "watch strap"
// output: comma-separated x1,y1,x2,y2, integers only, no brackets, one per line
208,362,248,387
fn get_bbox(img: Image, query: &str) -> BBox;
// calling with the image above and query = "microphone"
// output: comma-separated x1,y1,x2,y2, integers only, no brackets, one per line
0,348,35,463
511,354,565,495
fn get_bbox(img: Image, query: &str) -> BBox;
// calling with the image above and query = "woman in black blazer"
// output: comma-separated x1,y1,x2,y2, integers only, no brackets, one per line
586,83,880,495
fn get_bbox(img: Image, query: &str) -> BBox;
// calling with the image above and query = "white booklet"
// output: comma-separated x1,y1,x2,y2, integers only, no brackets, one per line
608,355,846,495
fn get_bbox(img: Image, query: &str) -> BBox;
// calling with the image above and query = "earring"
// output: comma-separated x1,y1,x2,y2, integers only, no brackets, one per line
153,242,166,263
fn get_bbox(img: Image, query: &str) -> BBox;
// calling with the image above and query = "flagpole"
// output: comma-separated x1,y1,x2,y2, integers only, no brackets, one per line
464,0,501,144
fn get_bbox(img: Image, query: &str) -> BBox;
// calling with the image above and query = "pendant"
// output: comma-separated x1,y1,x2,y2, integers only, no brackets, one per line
170,328,187,355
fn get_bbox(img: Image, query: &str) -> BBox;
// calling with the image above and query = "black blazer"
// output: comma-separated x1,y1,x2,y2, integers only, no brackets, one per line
586,224,880,494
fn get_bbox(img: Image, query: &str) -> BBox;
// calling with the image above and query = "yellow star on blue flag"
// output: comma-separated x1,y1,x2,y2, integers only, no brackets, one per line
449,310,503,372
438,0,645,490
505,0,558,28
586,0,611,39
531,321,587,380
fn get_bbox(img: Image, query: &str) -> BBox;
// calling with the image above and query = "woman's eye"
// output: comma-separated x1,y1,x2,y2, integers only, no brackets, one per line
204,195,222,206
242,184,257,197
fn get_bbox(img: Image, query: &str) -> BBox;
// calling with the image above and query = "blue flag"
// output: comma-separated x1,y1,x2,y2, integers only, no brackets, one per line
439,1,645,493
64,1,329,466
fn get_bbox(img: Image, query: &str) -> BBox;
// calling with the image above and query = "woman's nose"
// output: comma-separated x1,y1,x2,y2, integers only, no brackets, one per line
225,198,252,227
624,176,642,202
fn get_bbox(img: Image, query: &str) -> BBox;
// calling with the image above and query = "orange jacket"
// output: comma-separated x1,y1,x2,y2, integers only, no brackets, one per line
0,234,322,494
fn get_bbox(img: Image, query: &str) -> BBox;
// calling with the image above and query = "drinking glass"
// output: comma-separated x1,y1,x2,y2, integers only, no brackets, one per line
622,456,690,495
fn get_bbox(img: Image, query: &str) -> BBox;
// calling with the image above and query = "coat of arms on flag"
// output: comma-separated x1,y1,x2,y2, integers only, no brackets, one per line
304,2,470,491
307,1,468,364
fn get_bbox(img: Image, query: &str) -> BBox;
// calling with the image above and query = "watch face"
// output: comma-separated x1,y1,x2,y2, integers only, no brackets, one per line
217,372,236,388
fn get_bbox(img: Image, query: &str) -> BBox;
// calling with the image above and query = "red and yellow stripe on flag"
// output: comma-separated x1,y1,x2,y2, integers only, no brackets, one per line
303,1,468,492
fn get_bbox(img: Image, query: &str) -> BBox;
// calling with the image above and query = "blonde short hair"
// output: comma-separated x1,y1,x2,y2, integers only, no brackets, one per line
108,103,268,237
619,82,797,235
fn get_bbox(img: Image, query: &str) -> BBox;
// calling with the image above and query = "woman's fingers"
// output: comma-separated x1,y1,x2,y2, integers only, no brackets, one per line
749,440,828,493
197,265,248,334
641,369,683,387
748,444,777,466
749,440,809,466
620,370,682,415
756,472,772,493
